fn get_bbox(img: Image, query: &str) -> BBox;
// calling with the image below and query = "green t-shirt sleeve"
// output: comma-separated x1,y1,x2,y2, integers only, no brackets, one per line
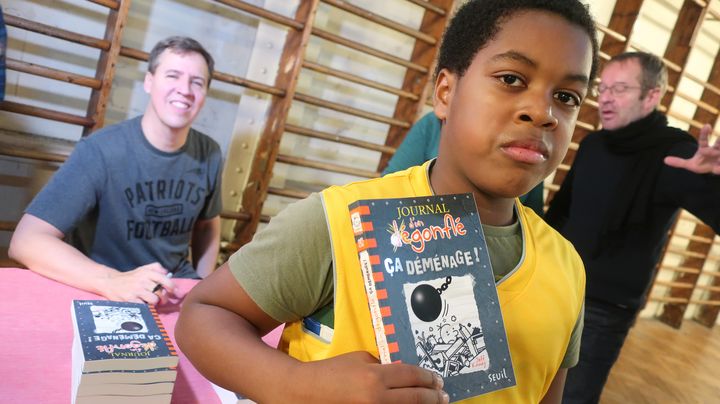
228,193,334,323
560,302,584,368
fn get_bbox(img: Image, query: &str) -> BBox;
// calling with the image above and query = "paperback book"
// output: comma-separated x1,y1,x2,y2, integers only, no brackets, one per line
70,300,178,404
349,193,515,401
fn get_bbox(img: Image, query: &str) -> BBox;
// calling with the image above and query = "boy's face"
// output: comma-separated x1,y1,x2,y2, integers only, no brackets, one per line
143,50,209,134
433,10,593,202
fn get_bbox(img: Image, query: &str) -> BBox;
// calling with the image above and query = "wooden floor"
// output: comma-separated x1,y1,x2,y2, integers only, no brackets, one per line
600,319,720,404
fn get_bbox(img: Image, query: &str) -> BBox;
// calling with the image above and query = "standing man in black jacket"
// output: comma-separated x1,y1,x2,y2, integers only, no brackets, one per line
546,51,720,404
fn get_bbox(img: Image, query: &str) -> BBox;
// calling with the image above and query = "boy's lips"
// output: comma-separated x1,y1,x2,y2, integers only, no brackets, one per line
500,139,549,164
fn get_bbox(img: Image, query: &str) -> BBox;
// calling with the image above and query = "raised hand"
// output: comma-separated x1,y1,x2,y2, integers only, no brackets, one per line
664,124,720,175
102,262,177,304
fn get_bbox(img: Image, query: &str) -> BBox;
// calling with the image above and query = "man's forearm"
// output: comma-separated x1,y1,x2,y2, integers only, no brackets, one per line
191,216,221,278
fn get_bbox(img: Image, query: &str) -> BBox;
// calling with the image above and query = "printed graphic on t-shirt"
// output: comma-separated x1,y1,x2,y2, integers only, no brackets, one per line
124,178,206,241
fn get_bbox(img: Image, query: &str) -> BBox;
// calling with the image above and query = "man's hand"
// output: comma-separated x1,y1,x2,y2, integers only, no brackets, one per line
296,351,449,404
102,262,177,305
664,124,720,175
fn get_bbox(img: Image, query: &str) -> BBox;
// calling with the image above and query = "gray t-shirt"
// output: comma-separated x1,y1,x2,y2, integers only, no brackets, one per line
27,116,223,278
230,193,582,367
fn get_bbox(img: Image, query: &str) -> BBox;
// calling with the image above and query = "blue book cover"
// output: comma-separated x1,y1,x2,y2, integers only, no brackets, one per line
71,300,179,373
349,194,515,401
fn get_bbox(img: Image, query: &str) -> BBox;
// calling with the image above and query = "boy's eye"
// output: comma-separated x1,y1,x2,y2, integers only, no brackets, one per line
554,91,581,107
191,80,205,87
499,74,524,87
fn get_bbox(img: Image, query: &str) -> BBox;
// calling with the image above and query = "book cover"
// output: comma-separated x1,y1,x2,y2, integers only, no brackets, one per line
71,300,179,373
349,193,515,401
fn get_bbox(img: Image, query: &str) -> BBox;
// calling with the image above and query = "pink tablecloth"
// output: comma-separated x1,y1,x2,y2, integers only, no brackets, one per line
0,268,282,403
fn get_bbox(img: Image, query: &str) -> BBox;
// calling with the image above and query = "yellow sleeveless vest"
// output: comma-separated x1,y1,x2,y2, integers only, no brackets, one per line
279,162,585,403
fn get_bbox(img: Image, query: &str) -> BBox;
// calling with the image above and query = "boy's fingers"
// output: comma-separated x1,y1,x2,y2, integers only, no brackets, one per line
380,363,443,389
383,387,449,404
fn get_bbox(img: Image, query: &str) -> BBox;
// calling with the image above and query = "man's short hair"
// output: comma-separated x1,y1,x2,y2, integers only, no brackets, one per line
609,52,668,98
435,0,599,87
147,36,215,86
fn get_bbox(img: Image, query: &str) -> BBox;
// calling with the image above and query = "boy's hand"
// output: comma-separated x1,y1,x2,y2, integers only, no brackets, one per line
101,262,177,304
298,351,449,404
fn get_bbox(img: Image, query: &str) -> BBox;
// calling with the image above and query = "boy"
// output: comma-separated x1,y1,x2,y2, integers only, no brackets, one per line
176,1,599,402
9,37,222,304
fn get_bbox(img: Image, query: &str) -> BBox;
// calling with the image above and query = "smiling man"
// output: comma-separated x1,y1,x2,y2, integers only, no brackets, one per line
546,52,720,404
9,37,222,305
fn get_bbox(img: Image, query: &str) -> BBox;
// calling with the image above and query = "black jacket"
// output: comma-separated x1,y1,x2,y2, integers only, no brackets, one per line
546,125,720,310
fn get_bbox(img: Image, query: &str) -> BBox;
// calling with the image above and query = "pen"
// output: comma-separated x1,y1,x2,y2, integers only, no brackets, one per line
152,272,174,294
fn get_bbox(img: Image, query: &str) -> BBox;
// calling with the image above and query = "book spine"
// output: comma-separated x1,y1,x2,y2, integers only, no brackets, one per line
148,304,177,358
350,202,397,364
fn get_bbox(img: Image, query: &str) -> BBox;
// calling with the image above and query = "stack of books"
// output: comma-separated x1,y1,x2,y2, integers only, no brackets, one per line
70,300,179,404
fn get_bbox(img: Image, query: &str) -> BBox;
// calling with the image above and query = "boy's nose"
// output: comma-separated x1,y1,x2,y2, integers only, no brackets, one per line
516,104,558,130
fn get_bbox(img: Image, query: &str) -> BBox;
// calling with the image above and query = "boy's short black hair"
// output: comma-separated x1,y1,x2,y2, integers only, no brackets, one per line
436,0,599,86
148,36,215,86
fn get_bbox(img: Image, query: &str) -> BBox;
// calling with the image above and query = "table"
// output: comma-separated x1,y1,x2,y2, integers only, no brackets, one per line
0,268,282,403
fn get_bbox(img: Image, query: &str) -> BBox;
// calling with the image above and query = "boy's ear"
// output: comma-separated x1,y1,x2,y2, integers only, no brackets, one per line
433,68,456,122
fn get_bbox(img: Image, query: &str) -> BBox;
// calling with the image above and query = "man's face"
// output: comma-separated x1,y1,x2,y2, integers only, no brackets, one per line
143,50,209,134
433,10,593,200
598,59,658,130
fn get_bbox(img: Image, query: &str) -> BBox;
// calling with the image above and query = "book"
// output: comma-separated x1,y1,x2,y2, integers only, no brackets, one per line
70,300,179,404
349,193,516,401
76,367,177,385
71,300,179,372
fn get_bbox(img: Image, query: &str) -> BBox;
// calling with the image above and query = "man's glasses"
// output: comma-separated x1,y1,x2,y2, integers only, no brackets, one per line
593,83,643,97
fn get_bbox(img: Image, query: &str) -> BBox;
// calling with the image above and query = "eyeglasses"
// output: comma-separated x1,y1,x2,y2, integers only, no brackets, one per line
593,83,643,97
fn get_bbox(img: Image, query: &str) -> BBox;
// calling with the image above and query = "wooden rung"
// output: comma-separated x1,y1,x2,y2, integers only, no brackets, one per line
695,284,720,293
87,0,120,9
583,98,598,109
692,0,708,7
322,0,437,44
0,101,94,127
648,296,688,304
669,233,714,244
575,120,595,131
0,221,17,232
0,146,66,163
213,0,304,30
405,0,447,15
673,90,719,115
654,280,694,289
219,210,251,221
276,153,381,178
664,246,708,259
683,70,720,98
118,47,285,97
556,163,570,172
545,183,559,192
303,60,419,101
312,28,428,73
7,58,102,90
267,186,311,199
294,93,411,128
568,142,579,151
594,23,627,42
284,123,396,154
5,14,110,51
701,271,720,278
689,299,720,306
665,110,707,131
599,51,611,61
659,264,701,274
